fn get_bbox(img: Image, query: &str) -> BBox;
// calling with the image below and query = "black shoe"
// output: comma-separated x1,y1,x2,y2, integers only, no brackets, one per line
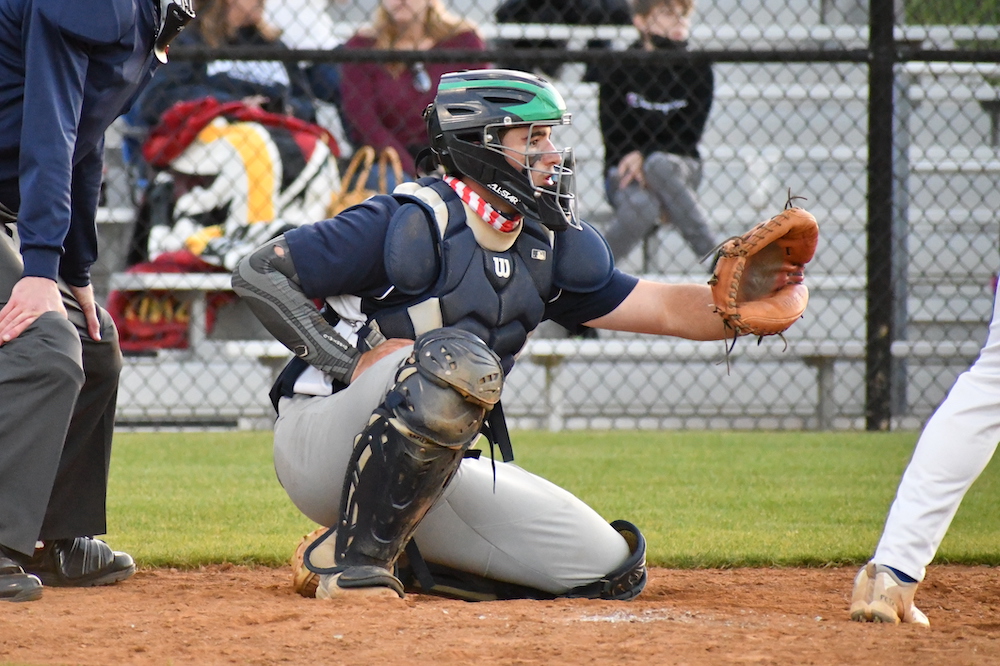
0,554,43,602
0,537,135,588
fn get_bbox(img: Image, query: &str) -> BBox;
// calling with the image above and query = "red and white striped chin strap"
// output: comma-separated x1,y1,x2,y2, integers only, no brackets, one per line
444,175,523,233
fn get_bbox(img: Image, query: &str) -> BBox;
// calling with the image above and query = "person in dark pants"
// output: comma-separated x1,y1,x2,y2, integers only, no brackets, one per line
0,0,193,603
594,0,718,266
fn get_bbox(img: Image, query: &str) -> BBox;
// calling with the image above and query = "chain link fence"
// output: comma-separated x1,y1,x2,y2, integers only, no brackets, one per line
94,0,1000,431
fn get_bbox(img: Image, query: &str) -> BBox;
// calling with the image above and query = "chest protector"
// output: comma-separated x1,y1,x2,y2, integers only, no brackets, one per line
363,179,555,372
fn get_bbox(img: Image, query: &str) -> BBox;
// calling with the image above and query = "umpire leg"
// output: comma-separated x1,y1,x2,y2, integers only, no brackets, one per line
38,304,122,541
0,227,123,554
0,313,84,555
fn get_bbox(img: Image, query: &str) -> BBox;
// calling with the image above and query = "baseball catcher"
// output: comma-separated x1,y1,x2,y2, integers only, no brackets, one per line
232,69,817,601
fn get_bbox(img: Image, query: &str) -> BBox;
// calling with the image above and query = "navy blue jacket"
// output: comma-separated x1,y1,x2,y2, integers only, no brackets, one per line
0,0,159,286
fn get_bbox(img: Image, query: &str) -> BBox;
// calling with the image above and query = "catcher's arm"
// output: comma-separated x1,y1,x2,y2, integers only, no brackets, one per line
586,281,726,340
589,207,817,340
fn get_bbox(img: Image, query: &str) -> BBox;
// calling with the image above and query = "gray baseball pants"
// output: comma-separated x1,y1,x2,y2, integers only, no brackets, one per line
0,227,122,556
273,345,630,594
603,152,718,263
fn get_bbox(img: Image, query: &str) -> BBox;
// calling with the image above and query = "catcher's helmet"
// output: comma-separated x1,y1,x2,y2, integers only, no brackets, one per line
424,69,580,231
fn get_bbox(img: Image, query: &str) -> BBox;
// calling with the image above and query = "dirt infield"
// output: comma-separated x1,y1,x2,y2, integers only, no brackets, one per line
2,565,999,665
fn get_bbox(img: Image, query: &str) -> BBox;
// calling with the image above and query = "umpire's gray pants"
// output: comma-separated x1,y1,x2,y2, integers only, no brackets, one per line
603,152,718,263
274,346,630,595
0,229,122,555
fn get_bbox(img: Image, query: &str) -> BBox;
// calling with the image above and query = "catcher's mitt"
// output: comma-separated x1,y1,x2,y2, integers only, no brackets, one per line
291,527,336,598
709,206,819,338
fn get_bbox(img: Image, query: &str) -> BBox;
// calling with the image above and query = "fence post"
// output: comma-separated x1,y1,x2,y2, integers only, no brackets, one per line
891,54,918,418
865,0,897,430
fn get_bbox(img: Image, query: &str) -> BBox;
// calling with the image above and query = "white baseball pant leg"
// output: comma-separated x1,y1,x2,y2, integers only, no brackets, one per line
874,288,1000,581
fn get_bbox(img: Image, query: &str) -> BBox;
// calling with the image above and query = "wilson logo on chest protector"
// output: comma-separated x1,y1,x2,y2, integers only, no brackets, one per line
492,257,512,278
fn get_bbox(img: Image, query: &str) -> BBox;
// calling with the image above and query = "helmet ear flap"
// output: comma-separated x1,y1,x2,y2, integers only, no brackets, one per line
424,103,458,174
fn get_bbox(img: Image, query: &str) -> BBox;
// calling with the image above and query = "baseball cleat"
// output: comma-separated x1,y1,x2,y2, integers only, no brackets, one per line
1,537,135,588
850,561,929,626
849,563,875,621
0,554,43,602
291,527,331,598
316,566,405,600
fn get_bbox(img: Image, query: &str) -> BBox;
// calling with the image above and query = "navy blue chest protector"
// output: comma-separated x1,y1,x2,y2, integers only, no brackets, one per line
363,179,555,373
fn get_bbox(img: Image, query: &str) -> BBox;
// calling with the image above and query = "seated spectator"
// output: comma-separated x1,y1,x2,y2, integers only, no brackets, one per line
339,0,487,180
133,0,319,130
594,0,719,267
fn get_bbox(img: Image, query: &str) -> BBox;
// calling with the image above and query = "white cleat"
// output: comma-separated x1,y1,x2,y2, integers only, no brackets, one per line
850,561,929,626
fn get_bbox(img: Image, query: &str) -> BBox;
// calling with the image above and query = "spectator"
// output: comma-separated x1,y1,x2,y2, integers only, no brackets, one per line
339,0,487,179
134,0,319,130
594,0,718,267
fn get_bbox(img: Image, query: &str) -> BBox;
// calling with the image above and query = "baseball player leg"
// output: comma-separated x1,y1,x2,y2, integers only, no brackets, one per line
407,456,644,600
601,168,661,261
642,152,718,260
273,345,415,529
295,329,503,599
280,343,418,599
852,290,1000,624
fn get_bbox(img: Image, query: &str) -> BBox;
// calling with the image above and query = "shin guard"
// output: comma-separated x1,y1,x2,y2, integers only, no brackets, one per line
336,329,502,573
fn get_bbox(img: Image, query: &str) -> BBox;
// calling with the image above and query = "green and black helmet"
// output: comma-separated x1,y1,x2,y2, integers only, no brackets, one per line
424,69,580,231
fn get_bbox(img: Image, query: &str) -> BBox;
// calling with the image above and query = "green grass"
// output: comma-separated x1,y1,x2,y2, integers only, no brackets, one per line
106,431,315,567
106,430,1000,569
905,0,999,24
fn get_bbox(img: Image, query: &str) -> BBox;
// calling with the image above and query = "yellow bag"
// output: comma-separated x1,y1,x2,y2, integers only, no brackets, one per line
328,146,405,216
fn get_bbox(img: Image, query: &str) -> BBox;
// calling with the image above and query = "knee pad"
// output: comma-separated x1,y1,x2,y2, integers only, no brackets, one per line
411,327,503,407
565,520,648,601
389,327,503,449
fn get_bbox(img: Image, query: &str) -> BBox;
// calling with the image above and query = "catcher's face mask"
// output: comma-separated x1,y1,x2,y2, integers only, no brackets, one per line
488,121,579,231
154,0,196,64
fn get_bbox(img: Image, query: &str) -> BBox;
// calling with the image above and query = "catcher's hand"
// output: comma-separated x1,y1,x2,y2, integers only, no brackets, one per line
708,206,819,338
